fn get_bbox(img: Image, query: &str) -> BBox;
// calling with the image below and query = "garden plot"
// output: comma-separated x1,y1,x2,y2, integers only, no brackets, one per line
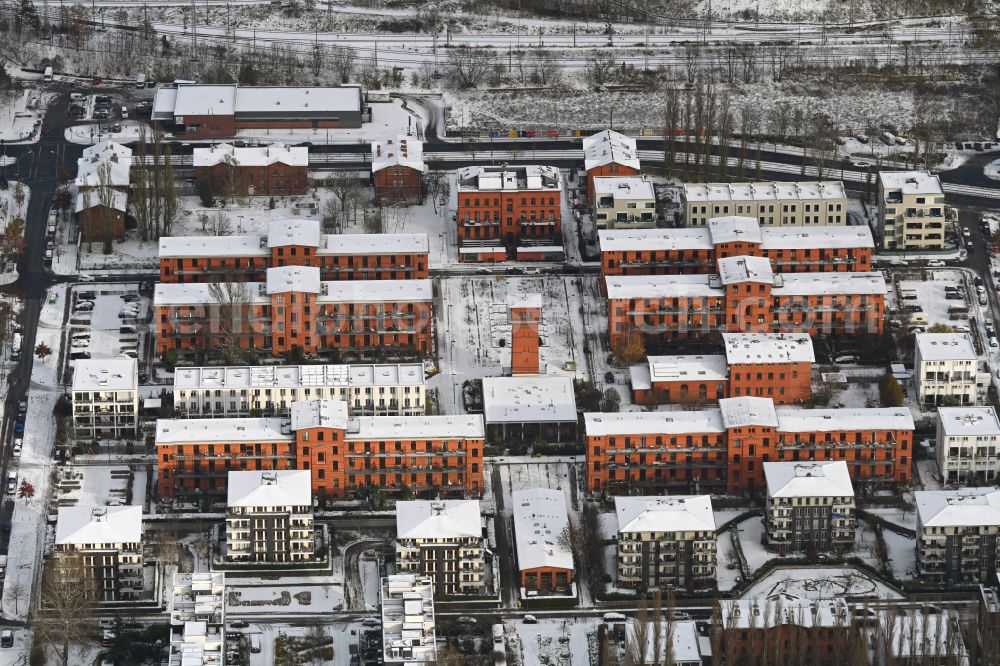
226,578,346,616
742,565,901,600
507,616,599,666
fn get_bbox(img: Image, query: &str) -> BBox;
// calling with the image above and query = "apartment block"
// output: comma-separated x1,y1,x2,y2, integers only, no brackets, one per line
764,461,856,555
395,500,485,596
168,572,225,666
512,488,574,594
937,407,1000,485
71,358,138,440
372,135,426,203
225,470,315,563
593,176,656,229
586,396,914,494
193,142,308,197
172,363,425,417
156,399,484,502
154,266,433,357
381,574,437,664
54,505,143,601
718,596,850,666
917,489,1000,584
614,495,717,592
455,165,562,257
683,181,848,227
600,216,874,279
915,333,977,407
877,171,946,250
606,260,886,348
159,218,429,283
582,129,640,201
482,376,578,444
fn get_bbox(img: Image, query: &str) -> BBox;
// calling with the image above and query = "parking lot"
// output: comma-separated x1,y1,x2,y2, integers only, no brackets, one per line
65,282,153,373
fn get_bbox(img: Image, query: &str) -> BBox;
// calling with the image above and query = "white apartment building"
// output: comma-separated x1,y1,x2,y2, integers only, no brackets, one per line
916,489,1000,584
937,407,1000,485
915,333,978,407
172,363,426,417
395,500,485,596
225,470,315,563
593,176,656,229
764,461,856,555
614,495,717,591
54,505,143,601
168,572,225,666
72,359,139,440
683,181,848,227
877,170,946,250
381,574,437,664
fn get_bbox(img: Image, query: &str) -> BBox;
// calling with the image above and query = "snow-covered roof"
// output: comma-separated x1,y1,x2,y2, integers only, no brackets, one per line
509,293,542,311
604,274,719,299
775,406,914,432
722,333,815,365
55,505,142,546
708,216,762,245
719,396,779,428
156,417,289,444
646,354,728,382
173,363,425,391
584,410,725,437
878,170,943,196
916,489,1000,528
371,135,426,173
348,415,484,440
290,399,349,431
684,181,846,203
154,278,433,306
512,489,573,572
582,129,640,172
720,596,849,630
158,234,268,259
615,495,716,534
592,176,654,201
154,282,267,307
717,255,775,285
882,611,966,659
165,84,362,118
628,365,652,390
267,218,321,248
760,225,874,250
266,265,321,294
938,407,1000,438
76,154,131,188
82,140,132,163
226,470,311,508
598,228,714,253
628,620,703,665
193,142,308,168
457,165,562,192
396,500,482,540
74,189,128,213
916,332,976,361
765,461,854,498
772,271,887,296
321,233,429,256
72,358,137,392
482,376,577,424
173,84,237,116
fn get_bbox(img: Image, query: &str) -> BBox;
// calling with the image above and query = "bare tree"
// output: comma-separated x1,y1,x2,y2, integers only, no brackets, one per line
36,555,96,666
330,45,357,84
585,52,617,88
446,47,495,89
531,49,562,86
207,281,252,363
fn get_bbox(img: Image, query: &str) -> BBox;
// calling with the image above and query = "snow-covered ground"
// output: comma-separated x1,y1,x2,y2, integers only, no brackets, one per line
0,89,46,143
0,181,29,286
507,616,598,666
742,565,902,600
227,577,346,615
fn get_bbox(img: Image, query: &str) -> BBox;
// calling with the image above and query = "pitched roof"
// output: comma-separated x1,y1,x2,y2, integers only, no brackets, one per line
192,142,308,168
719,396,779,428
717,255,775,285
916,489,1000,528
582,129,640,171
371,135,426,173
512,489,573,572
290,399,349,431
614,495,715,533
55,505,142,545
396,500,482,540
226,470,311,508
765,461,854,498
482,376,577,424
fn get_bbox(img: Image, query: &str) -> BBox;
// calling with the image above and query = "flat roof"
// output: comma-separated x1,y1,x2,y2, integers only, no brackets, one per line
290,399,349,431
598,220,873,253
722,333,815,365
593,176,654,200
916,489,1000,528
878,170,944,196
772,271,887,296
775,406,914,432
174,84,238,116
156,417,289,445
708,216,762,245
154,278,433,306
938,407,1000,438
265,265,322,294
72,359,137,392
268,218,321,248
512,489,573,572
457,165,562,192
396,499,482,540
646,354,728,382
159,234,267,259
482,376,577,424
719,396,779,428
349,415,484,440
598,228,713,253
234,86,361,115
760,225,874,250
916,332,976,361
322,233,429,256
684,181,847,203
173,363,425,391
55,505,142,546
605,274,719,300
765,460,854,498
584,410,725,437
615,495,716,533
227,469,311,508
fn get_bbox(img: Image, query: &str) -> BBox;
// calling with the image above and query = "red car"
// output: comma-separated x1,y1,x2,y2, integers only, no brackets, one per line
41,125,50,136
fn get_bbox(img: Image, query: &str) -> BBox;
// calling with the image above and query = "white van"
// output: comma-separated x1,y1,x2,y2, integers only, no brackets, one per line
42,66,53,82
135,73,146,88
249,634,261,653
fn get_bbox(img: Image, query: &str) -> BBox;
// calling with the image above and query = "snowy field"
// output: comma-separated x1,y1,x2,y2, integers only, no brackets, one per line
507,616,598,666
742,565,902,600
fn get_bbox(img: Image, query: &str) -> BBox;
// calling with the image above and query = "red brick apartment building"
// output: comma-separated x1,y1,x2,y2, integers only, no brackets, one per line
599,216,874,280
74,140,132,242
75,190,127,241
606,256,886,349
585,396,913,494
631,332,815,406
582,129,640,201
156,399,484,502
718,598,851,666
371,135,426,203
159,219,429,283
153,266,432,357
193,143,308,197
455,165,563,259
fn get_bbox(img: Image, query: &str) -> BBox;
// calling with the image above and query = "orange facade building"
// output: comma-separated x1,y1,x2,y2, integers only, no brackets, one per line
455,165,563,258
156,399,484,503
582,129,641,201
159,219,429,283
599,216,874,280
585,396,913,494
154,266,432,357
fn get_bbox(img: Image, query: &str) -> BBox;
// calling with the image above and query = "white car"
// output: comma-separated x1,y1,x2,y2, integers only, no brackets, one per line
927,259,946,267
991,337,999,349
852,160,871,169
12,439,21,456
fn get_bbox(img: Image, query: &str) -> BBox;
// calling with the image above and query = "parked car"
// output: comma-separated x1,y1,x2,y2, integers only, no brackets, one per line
855,134,869,143
70,351,91,360
12,440,21,456
13,421,24,434
0,630,13,648
927,259,946,267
